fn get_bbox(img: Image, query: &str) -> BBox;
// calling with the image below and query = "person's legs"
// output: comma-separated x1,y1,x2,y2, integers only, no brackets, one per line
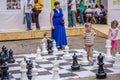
26,13,32,30
85,46,89,60
79,10,84,25
72,11,77,26
35,11,41,30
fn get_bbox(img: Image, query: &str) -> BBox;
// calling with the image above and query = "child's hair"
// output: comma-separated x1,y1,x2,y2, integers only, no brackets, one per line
43,32,48,37
85,23,91,28
111,20,119,28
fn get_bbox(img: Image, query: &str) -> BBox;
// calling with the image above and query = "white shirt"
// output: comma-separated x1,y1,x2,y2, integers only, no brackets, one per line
94,8,101,15
110,27,118,40
71,0,77,11
24,0,34,13
85,8,92,16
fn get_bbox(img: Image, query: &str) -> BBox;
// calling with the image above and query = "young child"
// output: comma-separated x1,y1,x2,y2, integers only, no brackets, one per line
82,23,96,65
41,32,50,45
108,20,119,56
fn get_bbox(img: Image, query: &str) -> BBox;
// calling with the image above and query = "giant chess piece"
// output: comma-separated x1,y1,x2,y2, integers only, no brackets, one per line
63,46,71,59
8,49,15,63
80,50,89,66
35,47,43,62
47,39,53,54
32,62,38,80
113,52,120,69
41,43,48,55
20,58,28,80
52,40,58,54
52,58,61,80
71,53,80,70
93,54,98,69
105,39,113,61
96,53,107,79
26,60,33,80
2,45,7,53
1,63,10,80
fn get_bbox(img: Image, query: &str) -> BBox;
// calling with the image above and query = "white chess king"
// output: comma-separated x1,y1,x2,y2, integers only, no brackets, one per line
35,47,43,62
105,39,113,61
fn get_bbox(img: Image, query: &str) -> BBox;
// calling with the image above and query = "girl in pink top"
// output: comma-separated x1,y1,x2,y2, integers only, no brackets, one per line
108,20,119,56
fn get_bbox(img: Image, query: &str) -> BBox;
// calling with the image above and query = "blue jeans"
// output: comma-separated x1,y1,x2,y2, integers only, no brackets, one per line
79,10,84,24
26,13,32,30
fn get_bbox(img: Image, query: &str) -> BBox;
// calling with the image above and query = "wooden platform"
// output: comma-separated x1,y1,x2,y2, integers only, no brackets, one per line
0,24,119,41
92,24,120,39
0,27,85,41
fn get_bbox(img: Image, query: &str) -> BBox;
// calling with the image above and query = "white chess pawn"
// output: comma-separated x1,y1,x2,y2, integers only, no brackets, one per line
20,59,28,80
105,39,113,61
52,58,62,80
32,62,38,80
63,46,71,59
113,52,120,69
93,55,98,69
52,40,58,54
41,43,48,55
35,47,43,62
80,50,89,66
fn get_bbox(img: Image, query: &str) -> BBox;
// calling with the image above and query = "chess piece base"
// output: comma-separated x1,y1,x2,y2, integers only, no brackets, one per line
96,73,107,79
8,59,15,63
105,56,114,61
80,61,89,66
71,65,80,70
113,64,120,69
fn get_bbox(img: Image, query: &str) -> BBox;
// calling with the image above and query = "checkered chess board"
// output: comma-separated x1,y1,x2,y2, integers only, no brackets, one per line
7,49,120,80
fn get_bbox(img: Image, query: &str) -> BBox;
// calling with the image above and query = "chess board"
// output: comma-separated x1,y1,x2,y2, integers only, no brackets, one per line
7,49,120,80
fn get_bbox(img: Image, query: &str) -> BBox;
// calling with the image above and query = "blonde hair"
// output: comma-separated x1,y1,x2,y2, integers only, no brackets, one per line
111,20,119,28
85,23,91,28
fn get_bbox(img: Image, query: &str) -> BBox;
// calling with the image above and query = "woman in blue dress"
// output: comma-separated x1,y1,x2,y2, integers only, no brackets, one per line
50,1,67,49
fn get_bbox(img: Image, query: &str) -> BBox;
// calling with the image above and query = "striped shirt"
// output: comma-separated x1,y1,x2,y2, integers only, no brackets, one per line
83,30,96,46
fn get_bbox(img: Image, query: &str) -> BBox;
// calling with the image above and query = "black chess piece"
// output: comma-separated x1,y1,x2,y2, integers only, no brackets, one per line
0,51,3,77
26,60,33,80
96,53,107,79
1,63,10,80
71,53,80,70
8,49,15,63
2,45,6,53
47,39,53,54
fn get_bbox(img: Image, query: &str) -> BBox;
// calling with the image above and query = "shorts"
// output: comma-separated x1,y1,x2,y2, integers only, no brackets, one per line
111,40,118,48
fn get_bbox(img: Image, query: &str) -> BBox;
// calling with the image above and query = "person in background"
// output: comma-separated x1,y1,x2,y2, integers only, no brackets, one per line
32,0,43,30
50,1,67,50
79,0,85,26
94,4,101,24
108,20,119,56
85,5,92,22
68,0,73,27
24,0,34,31
82,23,96,65
83,6,87,23
70,0,77,27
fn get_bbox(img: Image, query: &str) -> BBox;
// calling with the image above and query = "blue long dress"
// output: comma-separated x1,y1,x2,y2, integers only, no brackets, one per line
52,8,67,47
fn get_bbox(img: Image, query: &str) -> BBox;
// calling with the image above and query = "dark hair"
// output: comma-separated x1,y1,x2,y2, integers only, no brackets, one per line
80,0,84,2
100,4,104,9
34,0,38,3
54,1,60,6
95,4,98,8
88,5,91,8
111,20,119,28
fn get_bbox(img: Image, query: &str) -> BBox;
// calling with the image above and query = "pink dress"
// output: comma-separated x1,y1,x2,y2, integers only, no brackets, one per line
110,27,118,48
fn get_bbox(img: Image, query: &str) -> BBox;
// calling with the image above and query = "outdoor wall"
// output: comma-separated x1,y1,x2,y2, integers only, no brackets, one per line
107,0,120,24
0,0,68,31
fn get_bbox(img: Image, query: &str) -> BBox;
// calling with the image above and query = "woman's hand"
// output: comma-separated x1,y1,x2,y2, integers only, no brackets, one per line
51,25,54,29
